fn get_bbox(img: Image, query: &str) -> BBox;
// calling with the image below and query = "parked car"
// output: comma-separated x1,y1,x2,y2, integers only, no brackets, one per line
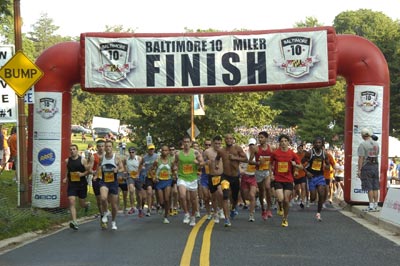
71,125,91,134
93,127,118,140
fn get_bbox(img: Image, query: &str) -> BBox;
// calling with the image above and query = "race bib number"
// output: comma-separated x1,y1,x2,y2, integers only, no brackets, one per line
104,171,115,182
277,162,289,173
246,164,256,173
212,176,221,186
70,172,80,182
182,164,194,175
129,171,138,179
221,179,230,190
159,170,169,180
259,156,270,170
311,159,322,171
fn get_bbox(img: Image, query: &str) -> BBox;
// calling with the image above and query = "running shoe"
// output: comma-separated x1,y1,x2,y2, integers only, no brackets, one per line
213,214,220,224
207,214,212,220
230,209,238,219
218,209,225,219
163,218,170,224
224,218,232,227
69,221,78,230
281,218,288,227
195,211,201,218
362,207,375,212
261,210,267,220
266,210,273,218
169,209,175,216
146,211,151,217
138,209,144,218
128,207,135,215
316,213,322,222
101,214,108,224
248,214,255,222
299,202,305,209
173,209,179,215
105,210,111,217
306,201,310,208
183,213,190,224
111,221,117,230
189,216,196,227
277,208,284,216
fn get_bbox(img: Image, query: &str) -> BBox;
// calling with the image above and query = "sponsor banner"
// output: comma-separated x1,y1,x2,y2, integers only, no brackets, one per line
381,187,400,226
32,92,62,208
0,45,17,123
351,85,383,202
84,30,329,89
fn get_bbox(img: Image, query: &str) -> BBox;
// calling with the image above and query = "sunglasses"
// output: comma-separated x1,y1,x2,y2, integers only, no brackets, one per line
204,144,211,146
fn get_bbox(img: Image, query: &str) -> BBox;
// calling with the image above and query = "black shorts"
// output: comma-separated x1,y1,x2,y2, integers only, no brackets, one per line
274,181,294,191
119,183,128,191
294,176,307,185
92,178,101,196
67,182,88,198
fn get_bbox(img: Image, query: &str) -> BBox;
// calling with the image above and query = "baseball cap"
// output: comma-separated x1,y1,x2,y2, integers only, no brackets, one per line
361,128,371,137
147,143,155,150
248,138,257,145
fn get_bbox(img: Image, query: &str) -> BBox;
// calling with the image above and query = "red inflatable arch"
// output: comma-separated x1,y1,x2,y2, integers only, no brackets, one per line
28,27,389,208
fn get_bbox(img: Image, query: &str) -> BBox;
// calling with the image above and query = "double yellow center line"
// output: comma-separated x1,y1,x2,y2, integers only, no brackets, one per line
180,216,215,266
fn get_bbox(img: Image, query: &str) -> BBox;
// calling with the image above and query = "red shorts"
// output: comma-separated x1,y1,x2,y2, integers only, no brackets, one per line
241,174,257,190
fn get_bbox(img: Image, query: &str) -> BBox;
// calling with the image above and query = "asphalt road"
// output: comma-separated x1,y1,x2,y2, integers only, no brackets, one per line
0,203,399,266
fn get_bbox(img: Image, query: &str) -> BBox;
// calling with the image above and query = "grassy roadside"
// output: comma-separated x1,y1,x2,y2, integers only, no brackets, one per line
0,135,102,241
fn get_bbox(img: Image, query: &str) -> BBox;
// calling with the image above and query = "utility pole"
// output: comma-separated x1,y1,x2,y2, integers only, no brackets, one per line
14,0,29,207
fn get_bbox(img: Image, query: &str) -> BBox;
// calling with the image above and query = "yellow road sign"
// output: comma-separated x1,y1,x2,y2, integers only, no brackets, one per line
0,51,43,97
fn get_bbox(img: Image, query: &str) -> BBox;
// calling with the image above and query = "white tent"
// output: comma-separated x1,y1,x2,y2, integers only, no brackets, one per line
389,136,400,158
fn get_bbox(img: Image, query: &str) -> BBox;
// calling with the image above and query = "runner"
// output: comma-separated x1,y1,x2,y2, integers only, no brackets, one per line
168,145,179,216
152,145,175,224
124,147,144,217
270,134,302,227
303,137,331,221
88,139,105,218
199,139,213,220
215,133,247,227
294,144,307,209
138,144,159,217
249,131,274,220
98,140,124,230
240,138,258,222
63,144,91,230
174,136,204,226
203,135,224,223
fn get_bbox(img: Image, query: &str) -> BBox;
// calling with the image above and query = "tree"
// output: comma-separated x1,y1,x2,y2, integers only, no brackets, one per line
296,90,334,144
333,9,400,137
26,12,73,58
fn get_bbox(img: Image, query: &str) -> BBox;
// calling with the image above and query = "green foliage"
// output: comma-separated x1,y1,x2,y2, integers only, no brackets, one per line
334,9,400,137
296,90,334,143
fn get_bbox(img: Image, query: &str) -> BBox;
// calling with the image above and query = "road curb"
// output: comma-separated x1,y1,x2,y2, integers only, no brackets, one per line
347,205,400,236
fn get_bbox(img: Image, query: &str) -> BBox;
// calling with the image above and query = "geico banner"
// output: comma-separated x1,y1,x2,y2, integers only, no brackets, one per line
83,30,329,90
0,45,17,123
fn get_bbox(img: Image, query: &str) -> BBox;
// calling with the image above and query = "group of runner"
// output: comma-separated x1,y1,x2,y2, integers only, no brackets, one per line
65,131,337,230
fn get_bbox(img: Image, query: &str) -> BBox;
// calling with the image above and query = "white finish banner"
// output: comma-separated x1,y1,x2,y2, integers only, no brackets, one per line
351,85,383,202
84,31,329,89
32,92,62,208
